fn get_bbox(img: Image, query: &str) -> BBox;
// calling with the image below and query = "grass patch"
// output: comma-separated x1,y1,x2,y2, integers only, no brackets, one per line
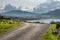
0,19,21,34
41,24,57,40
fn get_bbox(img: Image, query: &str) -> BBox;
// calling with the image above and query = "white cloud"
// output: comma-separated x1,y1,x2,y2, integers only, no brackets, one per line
0,0,47,8
56,0,60,1
1,0,60,11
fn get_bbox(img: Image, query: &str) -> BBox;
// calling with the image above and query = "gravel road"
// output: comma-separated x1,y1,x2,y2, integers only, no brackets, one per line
0,23,50,40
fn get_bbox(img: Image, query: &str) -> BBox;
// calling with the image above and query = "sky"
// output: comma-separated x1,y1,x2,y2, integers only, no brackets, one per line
0,0,47,10
0,0,60,11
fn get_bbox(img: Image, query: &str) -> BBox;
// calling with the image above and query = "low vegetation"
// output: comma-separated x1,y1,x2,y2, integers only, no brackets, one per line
0,19,21,34
41,24,57,40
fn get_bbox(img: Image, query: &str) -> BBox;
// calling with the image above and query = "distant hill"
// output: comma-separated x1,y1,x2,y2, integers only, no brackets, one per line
0,10,40,20
42,9,60,16
1,9,60,20
41,9,60,19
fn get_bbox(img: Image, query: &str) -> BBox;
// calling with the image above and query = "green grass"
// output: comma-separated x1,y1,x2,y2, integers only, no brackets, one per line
0,19,21,34
41,24,57,40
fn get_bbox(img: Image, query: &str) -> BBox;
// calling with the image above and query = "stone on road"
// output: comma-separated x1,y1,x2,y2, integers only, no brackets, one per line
0,23,50,40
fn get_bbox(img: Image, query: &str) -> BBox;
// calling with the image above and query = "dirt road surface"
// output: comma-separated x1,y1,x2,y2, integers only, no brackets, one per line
0,23,50,40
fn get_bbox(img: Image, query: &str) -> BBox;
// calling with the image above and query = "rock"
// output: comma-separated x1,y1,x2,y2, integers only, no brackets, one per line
52,29,58,35
9,20,14,24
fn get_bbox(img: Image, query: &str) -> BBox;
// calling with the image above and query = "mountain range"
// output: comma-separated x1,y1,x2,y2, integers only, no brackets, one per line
0,9,60,20
0,10,40,20
40,9,60,19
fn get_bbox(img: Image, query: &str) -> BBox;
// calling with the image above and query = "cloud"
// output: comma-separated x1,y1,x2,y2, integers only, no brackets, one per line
0,0,47,7
0,0,53,11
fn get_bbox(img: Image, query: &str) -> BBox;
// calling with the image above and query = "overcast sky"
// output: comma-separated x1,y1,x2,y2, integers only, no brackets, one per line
0,0,60,11
0,0,47,8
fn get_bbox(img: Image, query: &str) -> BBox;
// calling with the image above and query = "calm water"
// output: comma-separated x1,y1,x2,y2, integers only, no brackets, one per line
30,19,60,23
